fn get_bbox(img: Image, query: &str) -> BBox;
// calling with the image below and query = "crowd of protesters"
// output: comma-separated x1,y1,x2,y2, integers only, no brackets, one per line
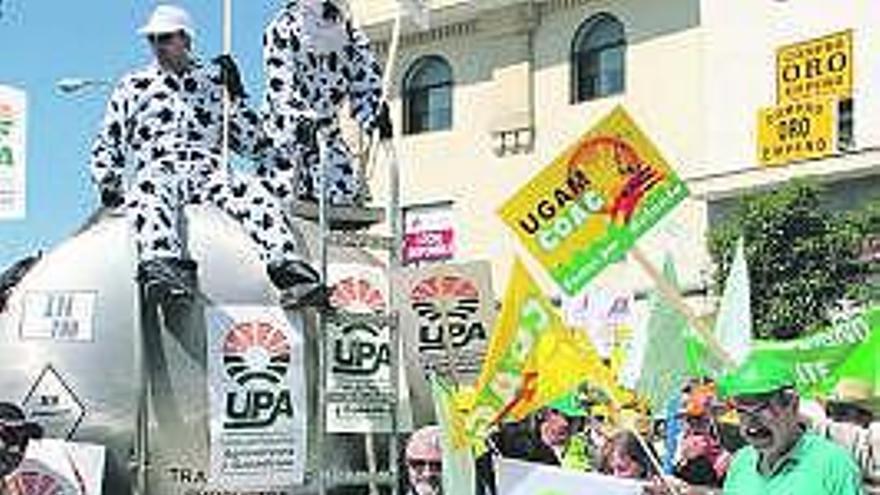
401,354,878,495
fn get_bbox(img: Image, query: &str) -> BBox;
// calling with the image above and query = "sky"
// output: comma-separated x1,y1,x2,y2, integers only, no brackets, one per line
0,0,281,270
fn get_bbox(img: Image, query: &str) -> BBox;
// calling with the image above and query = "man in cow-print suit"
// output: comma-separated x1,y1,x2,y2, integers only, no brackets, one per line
91,5,323,302
261,0,393,206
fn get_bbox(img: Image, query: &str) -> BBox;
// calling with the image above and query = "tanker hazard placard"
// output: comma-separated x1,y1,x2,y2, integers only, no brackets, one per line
498,106,688,296
206,306,306,488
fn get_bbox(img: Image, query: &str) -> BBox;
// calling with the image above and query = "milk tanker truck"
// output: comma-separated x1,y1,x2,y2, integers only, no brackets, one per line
0,206,409,494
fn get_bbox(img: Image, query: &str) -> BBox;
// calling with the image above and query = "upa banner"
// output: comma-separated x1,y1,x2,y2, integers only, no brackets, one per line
0,85,26,220
777,30,852,104
206,306,306,487
6,439,105,495
398,260,495,384
757,98,834,167
498,106,688,296
326,263,401,433
497,458,644,495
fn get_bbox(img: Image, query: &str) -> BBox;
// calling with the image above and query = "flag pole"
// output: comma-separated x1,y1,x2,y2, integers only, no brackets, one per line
629,246,735,367
221,0,232,176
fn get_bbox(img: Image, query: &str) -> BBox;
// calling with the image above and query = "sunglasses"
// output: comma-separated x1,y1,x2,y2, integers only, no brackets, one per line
148,32,178,45
407,459,441,471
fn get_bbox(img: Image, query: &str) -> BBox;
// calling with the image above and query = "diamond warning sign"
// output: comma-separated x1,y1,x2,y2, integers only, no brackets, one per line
22,365,86,439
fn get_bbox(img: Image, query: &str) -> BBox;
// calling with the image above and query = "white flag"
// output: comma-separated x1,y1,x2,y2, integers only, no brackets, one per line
714,237,753,366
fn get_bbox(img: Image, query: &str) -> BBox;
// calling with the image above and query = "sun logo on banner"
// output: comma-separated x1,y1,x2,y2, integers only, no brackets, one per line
565,135,664,227
330,276,386,313
411,275,486,357
222,321,291,386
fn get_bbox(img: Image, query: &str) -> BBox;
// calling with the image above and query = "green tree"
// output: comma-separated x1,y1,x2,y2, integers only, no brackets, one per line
708,179,874,340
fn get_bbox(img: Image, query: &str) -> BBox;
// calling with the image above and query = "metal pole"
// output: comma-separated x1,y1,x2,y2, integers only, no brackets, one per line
385,139,402,495
316,126,330,495
135,284,149,495
383,10,404,495
221,0,232,176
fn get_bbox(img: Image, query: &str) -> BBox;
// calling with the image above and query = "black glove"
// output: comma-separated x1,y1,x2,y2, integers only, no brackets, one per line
212,54,247,100
376,102,393,141
100,187,125,209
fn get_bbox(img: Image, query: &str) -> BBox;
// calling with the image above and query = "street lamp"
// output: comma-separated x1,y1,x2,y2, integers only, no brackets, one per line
55,78,112,95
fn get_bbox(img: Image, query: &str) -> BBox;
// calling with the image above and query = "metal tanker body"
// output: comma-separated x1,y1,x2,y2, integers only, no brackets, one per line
0,206,389,494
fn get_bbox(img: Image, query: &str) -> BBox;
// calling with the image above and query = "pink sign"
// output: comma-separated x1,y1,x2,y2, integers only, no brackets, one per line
404,229,454,264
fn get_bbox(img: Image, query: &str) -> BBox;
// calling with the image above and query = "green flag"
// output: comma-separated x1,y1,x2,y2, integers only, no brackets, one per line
636,255,692,413
827,321,880,411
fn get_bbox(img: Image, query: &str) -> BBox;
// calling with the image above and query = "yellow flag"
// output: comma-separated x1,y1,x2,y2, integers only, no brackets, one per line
509,326,627,419
466,259,555,443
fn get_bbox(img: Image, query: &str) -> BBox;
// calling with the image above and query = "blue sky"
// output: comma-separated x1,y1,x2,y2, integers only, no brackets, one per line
0,1,279,270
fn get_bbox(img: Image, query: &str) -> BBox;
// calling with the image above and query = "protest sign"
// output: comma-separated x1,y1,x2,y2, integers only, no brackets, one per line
498,106,688,296
497,458,644,495
0,85,26,220
206,305,306,487
752,305,880,396
398,260,496,385
562,286,635,359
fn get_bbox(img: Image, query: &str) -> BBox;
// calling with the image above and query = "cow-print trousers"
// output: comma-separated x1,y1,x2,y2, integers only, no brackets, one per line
258,127,362,206
128,157,300,265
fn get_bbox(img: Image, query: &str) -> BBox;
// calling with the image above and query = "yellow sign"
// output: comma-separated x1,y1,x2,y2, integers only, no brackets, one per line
777,30,853,104
498,106,688,296
757,98,834,167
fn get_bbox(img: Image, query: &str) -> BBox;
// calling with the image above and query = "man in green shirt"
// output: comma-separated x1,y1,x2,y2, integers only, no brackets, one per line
719,354,865,495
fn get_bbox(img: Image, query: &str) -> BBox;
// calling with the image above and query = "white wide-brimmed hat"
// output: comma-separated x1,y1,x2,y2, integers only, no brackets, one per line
138,4,195,37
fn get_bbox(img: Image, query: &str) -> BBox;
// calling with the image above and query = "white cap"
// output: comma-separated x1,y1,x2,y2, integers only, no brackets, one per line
138,5,195,37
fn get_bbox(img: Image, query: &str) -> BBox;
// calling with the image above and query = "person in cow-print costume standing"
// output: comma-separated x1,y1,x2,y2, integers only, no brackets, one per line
261,0,393,206
91,5,323,302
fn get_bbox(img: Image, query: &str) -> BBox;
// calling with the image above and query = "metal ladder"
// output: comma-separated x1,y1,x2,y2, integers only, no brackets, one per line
283,128,404,495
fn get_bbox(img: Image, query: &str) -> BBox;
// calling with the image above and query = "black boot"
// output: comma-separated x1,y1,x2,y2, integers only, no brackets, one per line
266,259,329,309
137,258,199,303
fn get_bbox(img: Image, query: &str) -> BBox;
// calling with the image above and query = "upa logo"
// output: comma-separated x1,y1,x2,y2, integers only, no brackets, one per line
222,321,293,429
411,275,487,354
332,322,390,376
330,276,386,313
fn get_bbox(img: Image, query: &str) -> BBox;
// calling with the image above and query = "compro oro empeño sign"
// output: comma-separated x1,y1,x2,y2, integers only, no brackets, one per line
777,30,852,105
757,98,834,167
498,106,688,296
0,85,26,220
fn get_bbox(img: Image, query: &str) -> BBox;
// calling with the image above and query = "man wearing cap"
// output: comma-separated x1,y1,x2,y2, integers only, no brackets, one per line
91,5,324,302
719,354,864,495
261,0,393,207
405,425,443,495
0,402,42,487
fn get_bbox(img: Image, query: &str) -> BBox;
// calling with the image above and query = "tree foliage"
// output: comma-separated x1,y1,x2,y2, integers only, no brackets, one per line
708,179,876,340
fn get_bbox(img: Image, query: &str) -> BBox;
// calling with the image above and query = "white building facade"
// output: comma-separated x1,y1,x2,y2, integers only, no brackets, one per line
355,0,880,300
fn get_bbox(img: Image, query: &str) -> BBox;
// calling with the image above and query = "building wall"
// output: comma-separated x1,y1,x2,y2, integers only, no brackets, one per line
358,0,879,298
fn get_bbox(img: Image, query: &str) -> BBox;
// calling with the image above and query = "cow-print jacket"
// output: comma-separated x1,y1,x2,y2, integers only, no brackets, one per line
91,60,266,194
262,2,383,202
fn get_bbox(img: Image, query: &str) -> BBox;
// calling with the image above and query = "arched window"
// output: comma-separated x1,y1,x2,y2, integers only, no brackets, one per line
403,55,453,135
572,13,626,103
